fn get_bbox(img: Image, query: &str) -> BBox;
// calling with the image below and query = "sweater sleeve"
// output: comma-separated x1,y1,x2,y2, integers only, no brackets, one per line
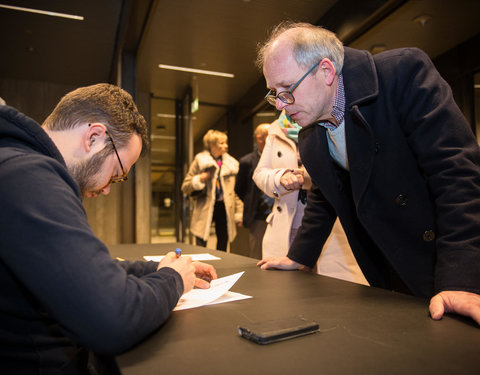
0,154,184,354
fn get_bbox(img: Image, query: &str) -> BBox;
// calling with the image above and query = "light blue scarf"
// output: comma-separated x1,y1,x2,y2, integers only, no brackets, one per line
277,111,302,143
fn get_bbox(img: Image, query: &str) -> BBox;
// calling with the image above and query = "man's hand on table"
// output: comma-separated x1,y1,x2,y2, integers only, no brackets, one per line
429,290,480,325
257,256,306,271
157,252,218,293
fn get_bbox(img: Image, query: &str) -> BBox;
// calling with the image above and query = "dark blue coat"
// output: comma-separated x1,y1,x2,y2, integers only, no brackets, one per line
235,150,263,228
289,47,480,298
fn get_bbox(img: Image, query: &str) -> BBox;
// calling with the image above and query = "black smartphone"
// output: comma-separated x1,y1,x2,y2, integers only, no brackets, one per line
238,316,319,345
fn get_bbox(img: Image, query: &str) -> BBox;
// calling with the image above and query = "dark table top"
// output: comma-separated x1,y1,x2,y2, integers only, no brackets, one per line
109,243,480,375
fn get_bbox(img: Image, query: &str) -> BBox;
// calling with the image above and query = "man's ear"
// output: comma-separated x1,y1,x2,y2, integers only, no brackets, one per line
319,58,336,86
84,123,107,153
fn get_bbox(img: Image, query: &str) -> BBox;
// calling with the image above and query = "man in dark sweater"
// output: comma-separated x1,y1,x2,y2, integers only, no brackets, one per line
0,84,216,374
256,22,480,325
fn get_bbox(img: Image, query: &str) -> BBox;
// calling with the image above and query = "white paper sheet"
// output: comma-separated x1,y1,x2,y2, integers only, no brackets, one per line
205,291,252,306
144,253,221,262
174,272,250,311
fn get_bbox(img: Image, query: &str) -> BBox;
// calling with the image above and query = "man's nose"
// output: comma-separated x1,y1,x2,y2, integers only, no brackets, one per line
276,98,288,111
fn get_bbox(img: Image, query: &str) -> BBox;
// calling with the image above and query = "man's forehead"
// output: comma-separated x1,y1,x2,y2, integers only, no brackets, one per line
265,37,293,64
264,47,299,88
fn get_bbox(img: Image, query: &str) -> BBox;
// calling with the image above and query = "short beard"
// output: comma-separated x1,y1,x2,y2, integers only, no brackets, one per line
69,145,112,197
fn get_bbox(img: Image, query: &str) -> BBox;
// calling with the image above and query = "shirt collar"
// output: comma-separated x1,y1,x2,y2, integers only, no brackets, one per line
318,73,345,130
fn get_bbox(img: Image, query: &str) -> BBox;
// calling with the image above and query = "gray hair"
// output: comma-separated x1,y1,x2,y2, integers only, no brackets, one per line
256,21,344,75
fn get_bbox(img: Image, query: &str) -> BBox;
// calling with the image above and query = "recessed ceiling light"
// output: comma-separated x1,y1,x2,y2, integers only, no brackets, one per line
156,113,176,119
0,4,84,20
412,14,432,27
158,64,234,78
156,113,197,120
151,135,175,141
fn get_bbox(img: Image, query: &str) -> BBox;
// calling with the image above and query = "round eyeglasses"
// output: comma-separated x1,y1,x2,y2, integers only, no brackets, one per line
264,61,320,106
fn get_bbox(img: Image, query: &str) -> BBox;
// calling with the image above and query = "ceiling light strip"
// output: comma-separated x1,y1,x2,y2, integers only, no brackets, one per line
0,4,84,20
158,64,234,78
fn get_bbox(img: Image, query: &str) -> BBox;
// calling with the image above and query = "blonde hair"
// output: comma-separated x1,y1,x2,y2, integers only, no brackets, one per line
203,129,227,150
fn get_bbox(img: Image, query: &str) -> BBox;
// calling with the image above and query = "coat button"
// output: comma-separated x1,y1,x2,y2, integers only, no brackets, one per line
395,194,408,206
423,230,435,242
276,206,282,213
277,151,282,157
273,191,279,198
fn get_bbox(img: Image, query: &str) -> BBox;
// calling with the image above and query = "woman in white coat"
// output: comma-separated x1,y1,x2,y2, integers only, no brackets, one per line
181,130,243,251
253,111,368,284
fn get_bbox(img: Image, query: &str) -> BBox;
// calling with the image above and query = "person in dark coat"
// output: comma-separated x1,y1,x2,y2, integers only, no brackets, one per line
256,21,480,325
235,123,271,258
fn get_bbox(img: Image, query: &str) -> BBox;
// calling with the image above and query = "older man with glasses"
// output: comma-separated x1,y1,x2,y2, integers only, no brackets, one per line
0,83,217,374
256,21,480,325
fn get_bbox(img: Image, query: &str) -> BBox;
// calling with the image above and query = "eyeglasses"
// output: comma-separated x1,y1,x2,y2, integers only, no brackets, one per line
105,131,128,184
264,61,320,106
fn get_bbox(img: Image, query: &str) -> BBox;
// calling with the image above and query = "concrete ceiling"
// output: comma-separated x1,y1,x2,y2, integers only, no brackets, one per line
1,0,479,170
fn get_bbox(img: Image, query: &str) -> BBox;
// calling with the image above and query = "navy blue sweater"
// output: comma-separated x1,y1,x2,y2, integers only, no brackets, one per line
0,106,183,373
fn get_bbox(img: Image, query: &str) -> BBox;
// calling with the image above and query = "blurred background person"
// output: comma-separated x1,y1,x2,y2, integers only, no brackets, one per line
235,123,273,259
182,129,243,251
253,111,367,284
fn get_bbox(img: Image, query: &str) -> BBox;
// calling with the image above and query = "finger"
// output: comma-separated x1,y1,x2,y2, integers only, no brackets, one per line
446,294,480,325
194,278,211,289
208,266,218,280
164,252,177,260
429,294,445,320
260,261,275,270
193,262,218,280
194,269,214,283
157,252,177,269
257,259,267,266
470,309,480,325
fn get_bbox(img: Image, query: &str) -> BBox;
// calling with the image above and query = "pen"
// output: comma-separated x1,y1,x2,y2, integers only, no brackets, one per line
175,248,182,258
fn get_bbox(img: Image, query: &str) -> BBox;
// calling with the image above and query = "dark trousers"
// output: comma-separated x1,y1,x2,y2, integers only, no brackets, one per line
196,200,228,251
248,219,268,259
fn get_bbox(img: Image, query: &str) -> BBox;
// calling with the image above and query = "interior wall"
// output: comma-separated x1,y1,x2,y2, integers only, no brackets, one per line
433,33,480,131
0,78,74,123
135,90,152,244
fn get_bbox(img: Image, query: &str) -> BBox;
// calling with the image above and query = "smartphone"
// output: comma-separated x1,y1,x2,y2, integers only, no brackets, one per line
238,316,319,345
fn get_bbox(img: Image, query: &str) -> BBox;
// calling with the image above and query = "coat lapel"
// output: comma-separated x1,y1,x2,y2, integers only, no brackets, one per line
342,47,379,205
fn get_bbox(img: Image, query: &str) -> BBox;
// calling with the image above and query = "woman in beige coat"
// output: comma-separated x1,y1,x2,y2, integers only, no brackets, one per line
253,112,368,284
181,130,243,250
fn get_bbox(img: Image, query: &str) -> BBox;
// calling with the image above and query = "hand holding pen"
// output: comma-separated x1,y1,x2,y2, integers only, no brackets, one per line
157,248,217,293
